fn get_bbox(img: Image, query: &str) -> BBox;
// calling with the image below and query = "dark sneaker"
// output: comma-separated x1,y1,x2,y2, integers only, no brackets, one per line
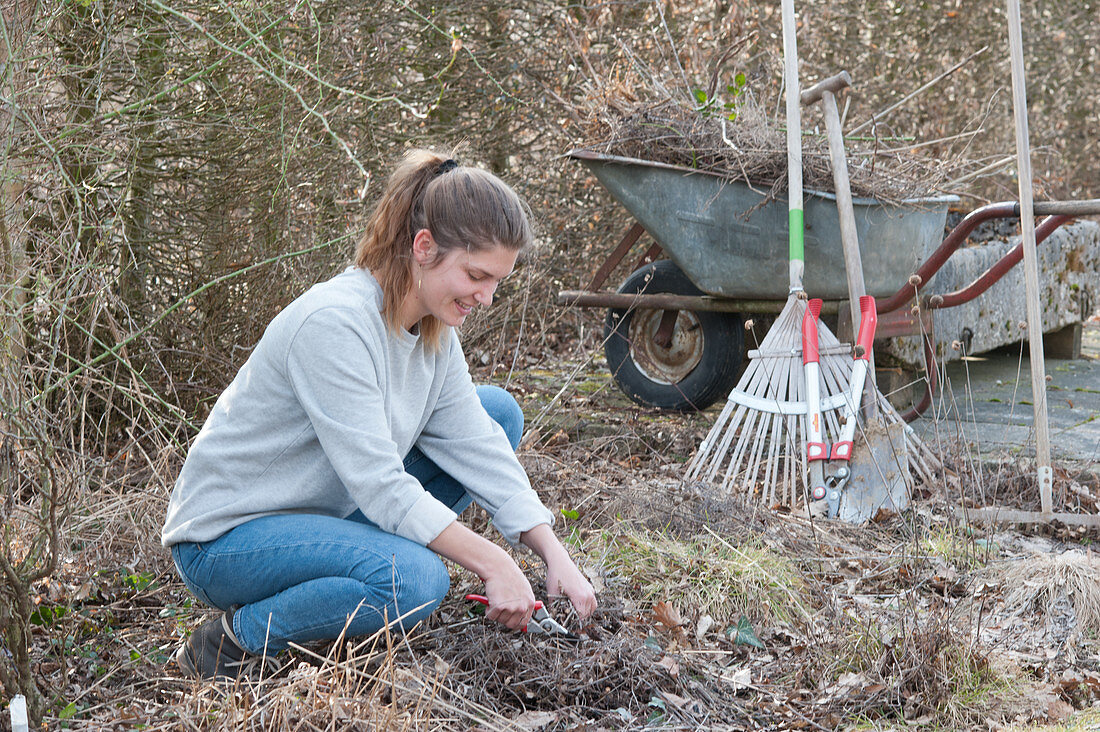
176,608,256,680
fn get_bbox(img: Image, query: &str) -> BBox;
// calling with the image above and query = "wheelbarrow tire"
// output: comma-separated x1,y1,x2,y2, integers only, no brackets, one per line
604,260,744,412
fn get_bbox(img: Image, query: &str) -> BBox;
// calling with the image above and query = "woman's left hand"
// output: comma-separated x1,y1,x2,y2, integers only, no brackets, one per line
545,556,597,619
520,523,598,620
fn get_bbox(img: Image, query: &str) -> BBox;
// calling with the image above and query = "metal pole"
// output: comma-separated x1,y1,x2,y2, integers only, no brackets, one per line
1006,0,1053,514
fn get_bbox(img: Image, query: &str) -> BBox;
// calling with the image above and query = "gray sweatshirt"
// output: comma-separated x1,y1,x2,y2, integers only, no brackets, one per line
161,267,553,548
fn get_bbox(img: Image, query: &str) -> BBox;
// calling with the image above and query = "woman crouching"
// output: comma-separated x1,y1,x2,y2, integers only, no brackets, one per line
162,150,597,679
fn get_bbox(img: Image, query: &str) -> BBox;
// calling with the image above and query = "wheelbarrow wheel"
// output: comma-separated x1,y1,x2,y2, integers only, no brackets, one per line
604,260,744,412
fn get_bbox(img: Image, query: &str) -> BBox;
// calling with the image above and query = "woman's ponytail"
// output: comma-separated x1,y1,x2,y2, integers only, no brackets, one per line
356,149,532,348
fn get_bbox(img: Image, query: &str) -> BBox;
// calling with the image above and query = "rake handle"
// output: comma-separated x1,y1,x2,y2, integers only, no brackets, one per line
781,0,804,292
800,71,852,106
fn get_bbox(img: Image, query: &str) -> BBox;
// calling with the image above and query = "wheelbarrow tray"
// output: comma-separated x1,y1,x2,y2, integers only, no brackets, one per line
569,149,956,299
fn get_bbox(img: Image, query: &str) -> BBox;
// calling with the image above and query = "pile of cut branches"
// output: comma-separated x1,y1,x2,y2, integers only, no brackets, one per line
576,92,953,205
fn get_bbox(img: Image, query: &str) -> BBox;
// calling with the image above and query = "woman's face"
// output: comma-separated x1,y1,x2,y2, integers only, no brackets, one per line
408,229,518,329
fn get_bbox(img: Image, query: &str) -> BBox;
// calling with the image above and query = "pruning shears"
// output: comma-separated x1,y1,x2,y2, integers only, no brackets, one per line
464,594,575,637
802,296,878,517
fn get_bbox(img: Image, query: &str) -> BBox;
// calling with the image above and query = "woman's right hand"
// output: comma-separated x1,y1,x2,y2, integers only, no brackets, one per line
428,521,535,631
481,557,537,631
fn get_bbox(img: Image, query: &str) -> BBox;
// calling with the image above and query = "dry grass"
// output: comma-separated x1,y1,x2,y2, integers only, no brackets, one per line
591,526,814,629
1002,550,1100,641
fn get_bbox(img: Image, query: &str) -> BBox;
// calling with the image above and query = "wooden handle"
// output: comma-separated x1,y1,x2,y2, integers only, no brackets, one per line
801,71,852,106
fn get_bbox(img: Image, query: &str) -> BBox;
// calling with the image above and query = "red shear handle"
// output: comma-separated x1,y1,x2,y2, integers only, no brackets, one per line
801,298,823,364
855,295,877,361
465,594,544,611
830,441,853,461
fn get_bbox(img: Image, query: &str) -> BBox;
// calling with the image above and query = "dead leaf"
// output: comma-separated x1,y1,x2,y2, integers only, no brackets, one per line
871,506,897,523
1047,698,1073,722
513,710,557,730
518,428,540,449
656,655,680,677
653,601,684,635
582,565,606,594
724,667,751,691
544,429,569,447
836,671,868,689
660,691,693,709
695,614,714,640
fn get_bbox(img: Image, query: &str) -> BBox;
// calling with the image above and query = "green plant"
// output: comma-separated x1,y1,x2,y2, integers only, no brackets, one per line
692,72,748,120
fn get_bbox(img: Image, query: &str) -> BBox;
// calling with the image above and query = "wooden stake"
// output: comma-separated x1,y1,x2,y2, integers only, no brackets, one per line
1006,0,1053,515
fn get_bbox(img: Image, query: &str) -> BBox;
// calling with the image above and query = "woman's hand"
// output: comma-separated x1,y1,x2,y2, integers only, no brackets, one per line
481,561,537,631
545,555,597,619
428,521,536,631
520,523,598,620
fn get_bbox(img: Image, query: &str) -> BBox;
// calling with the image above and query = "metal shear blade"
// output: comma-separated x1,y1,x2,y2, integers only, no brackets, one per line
527,606,574,637
465,594,577,639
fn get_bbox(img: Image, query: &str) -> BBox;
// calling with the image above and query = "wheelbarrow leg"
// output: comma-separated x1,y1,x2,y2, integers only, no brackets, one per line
585,222,646,291
653,309,678,348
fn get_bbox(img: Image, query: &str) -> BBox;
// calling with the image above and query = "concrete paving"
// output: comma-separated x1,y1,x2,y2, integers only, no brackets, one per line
912,319,1100,470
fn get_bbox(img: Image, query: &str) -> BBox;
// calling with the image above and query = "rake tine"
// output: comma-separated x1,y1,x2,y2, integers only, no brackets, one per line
754,349,793,496
713,401,752,480
763,409,786,504
787,411,801,505
727,405,761,489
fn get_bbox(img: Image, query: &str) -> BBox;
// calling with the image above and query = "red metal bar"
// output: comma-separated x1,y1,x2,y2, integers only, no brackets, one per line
584,222,645,291
634,242,664,272
931,214,1071,309
876,202,1018,314
901,322,938,422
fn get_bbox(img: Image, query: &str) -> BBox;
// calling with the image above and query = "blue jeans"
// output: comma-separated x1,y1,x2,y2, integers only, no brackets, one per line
170,385,523,654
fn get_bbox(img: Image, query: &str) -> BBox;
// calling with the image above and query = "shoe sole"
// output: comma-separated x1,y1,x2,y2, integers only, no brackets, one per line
175,642,199,678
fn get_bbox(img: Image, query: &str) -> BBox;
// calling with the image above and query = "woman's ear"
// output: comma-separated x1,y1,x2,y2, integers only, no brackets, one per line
412,229,436,265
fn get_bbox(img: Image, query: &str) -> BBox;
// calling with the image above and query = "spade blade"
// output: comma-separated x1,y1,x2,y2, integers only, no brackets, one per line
838,419,910,523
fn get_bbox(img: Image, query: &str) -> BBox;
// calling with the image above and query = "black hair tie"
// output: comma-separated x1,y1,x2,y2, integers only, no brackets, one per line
437,159,459,175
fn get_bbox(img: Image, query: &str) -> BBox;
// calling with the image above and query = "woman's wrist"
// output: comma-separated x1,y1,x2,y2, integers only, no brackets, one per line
519,523,572,567
428,521,514,580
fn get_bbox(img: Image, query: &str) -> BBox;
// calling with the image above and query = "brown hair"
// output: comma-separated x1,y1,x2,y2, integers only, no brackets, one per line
355,149,533,348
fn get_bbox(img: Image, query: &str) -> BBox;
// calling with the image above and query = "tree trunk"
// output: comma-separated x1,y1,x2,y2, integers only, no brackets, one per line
0,0,33,403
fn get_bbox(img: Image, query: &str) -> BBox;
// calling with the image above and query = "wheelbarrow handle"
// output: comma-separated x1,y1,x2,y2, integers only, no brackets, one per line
854,295,877,361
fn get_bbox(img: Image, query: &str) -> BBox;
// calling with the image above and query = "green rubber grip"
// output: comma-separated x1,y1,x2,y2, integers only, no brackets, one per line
788,208,804,264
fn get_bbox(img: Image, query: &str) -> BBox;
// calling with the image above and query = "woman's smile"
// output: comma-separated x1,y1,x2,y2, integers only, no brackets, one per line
403,232,519,330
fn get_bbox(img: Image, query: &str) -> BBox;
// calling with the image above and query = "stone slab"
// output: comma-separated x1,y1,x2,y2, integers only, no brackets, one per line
883,219,1099,368
913,318,1100,468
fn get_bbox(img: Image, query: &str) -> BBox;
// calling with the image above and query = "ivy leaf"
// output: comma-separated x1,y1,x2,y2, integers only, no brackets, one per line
727,615,765,648
692,88,708,105
735,72,747,87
